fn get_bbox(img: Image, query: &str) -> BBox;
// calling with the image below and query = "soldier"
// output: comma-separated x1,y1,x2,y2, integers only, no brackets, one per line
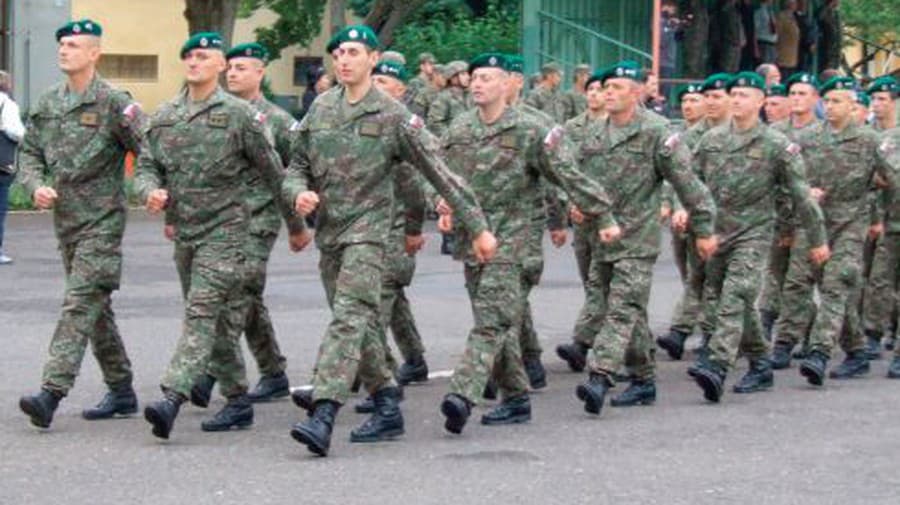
524,62,567,124
572,61,717,416
408,52,436,95
781,77,897,385
768,72,824,368
283,26,495,456
561,63,590,121
436,53,618,434
17,19,145,429
656,74,732,361
874,127,900,378
187,42,306,407
764,84,791,123
427,61,470,138
854,92,871,126
135,32,308,439
690,72,829,403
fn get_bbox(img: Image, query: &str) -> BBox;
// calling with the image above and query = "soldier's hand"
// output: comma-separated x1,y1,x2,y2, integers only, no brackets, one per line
869,223,884,240
809,244,831,265
569,205,585,224
163,224,175,241
33,186,58,210
405,234,425,256
550,229,567,248
695,235,719,261
472,230,498,263
777,234,794,248
437,214,453,233
670,209,689,233
809,187,825,203
874,174,888,189
435,198,453,216
289,229,313,252
659,204,672,222
598,224,622,244
295,191,320,217
146,189,169,214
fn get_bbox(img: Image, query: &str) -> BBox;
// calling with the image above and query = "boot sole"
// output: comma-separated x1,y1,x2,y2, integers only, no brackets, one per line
440,400,468,434
692,372,722,403
529,377,547,390
575,385,603,415
19,398,51,428
610,396,656,407
656,338,684,361
354,404,375,414
190,390,211,409
82,405,139,420
349,427,405,443
481,413,531,425
290,426,329,456
799,364,824,386
556,347,586,372
201,418,254,432
144,407,172,439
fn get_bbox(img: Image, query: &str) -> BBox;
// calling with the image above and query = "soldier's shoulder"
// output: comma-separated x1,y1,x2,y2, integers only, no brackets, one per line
761,124,791,146
28,82,67,114
518,103,554,126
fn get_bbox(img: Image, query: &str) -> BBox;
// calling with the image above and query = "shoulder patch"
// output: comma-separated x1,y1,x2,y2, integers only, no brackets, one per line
786,142,801,155
253,111,267,124
122,102,142,119
408,114,425,130
289,120,301,132
664,133,680,150
543,126,564,151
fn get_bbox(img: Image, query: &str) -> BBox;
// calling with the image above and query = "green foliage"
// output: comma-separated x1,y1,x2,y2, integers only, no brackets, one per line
238,0,327,61
7,182,32,210
841,0,900,42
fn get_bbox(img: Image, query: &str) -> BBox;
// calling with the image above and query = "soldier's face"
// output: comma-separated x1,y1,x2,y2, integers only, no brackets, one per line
470,68,508,106
854,103,870,125
729,87,764,120
586,81,604,112
331,42,378,87
823,90,854,125
870,92,896,121
764,96,790,123
788,84,818,115
183,49,226,85
681,93,706,123
420,61,434,76
457,72,471,88
372,74,406,100
703,89,729,121
57,35,101,75
226,57,265,96
603,78,640,114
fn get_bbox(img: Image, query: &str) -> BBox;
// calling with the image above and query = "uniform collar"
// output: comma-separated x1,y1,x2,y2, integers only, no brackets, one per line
178,85,227,121
59,73,102,112
726,119,766,151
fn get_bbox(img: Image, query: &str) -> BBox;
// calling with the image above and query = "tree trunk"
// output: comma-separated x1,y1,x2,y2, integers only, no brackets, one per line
183,0,240,48
329,0,347,38
363,0,427,47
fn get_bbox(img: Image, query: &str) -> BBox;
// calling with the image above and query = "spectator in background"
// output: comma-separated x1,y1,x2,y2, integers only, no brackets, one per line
643,71,668,117
775,0,800,77
300,65,330,118
795,0,818,72
0,70,25,265
710,0,744,73
756,63,782,87
659,0,684,87
754,0,778,65
739,0,757,70
817,0,843,71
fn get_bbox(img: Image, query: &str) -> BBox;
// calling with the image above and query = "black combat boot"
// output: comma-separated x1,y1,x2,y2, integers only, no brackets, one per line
350,387,405,442
144,390,185,440
201,394,254,431
291,400,340,456
770,341,794,370
82,384,138,420
829,351,870,380
610,380,656,407
792,341,811,360
733,358,774,393
759,309,777,342
523,357,547,389
19,389,62,428
693,333,712,361
887,357,900,379
291,388,314,415
864,330,883,360
440,393,472,434
396,354,429,385
556,341,589,372
356,387,404,414
799,350,829,386
482,378,498,400
692,360,726,403
481,394,531,425
575,373,612,415
246,371,290,402
885,336,897,352
190,374,216,408
656,329,689,360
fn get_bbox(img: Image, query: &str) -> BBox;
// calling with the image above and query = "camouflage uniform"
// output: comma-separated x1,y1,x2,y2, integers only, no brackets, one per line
18,75,144,396
426,86,469,138
560,90,587,122
871,129,900,361
135,86,300,399
524,86,567,124
580,108,716,383
443,105,616,403
283,86,488,405
694,122,827,371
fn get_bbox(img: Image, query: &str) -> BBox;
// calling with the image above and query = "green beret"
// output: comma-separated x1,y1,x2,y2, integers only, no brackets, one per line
867,76,899,97
598,60,646,84
677,82,704,101
584,69,605,90
505,54,524,74
418,52,436,64
857,92,871,107
181,32,224,58
469,53,509,74
326,25,378,53
226,42,268,63
766,84,788,97
819,76,857,96
785,72,818,91
56,19,102,41
727,71,765,91
701,73,731,92
373,59,408,82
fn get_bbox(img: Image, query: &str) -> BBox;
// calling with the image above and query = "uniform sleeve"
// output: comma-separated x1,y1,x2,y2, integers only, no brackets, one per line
543,185,568,231
394,163,427,236
16,113,48,197
656,130,716,238
133,133,165,204
397,113,488,237
776,141,827,248
281,115,315,219
111,94,146,154
426,96,449,138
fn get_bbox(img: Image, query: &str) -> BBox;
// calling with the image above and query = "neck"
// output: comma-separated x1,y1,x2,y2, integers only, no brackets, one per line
733,113,759,132
587,107,605,120
708,114,730,127
345,78,372,104
686,117,701,127
609,105,637,127
792,110,816,127
478,99,507,125
188,79,218,102
829,116,852,132
66,67,95,94
237,88,263,102
877,115,896,130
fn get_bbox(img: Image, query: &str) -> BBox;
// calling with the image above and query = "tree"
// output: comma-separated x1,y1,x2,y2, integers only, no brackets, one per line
238,0,328,60
840,0,900,42
361,0,430,47
183,0,241,47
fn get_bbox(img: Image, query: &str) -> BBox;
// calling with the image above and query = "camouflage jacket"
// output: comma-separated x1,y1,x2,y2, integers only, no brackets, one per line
564,109,606,232
524,86,567,125
427,86,469,138
771,117,824,233
18,74,145,244
873,128,900,233
135,86,303,243
518,102,567,231
578,108,716,262
694,121,826,248
442,105,616,265
283,85,487,251
560,90,587,122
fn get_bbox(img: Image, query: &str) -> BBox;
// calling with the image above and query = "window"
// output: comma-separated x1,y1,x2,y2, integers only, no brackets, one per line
99,54,158,82
293,56,324,87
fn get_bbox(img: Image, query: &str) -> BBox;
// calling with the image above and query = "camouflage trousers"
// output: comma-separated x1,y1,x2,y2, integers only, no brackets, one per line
777,224,866,355
380,247,425,371
162,240,249,399
571,221,598,344
312,243,395,404
668,230,708,336
586,257,656,382
519,220,546,360
42,235,133,396
449,262,530,404
757,238,793,317
862,235,899,337
864,232,900,358
705,238,771,371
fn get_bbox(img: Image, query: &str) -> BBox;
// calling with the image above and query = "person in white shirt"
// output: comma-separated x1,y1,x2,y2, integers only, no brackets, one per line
0,70,25,265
